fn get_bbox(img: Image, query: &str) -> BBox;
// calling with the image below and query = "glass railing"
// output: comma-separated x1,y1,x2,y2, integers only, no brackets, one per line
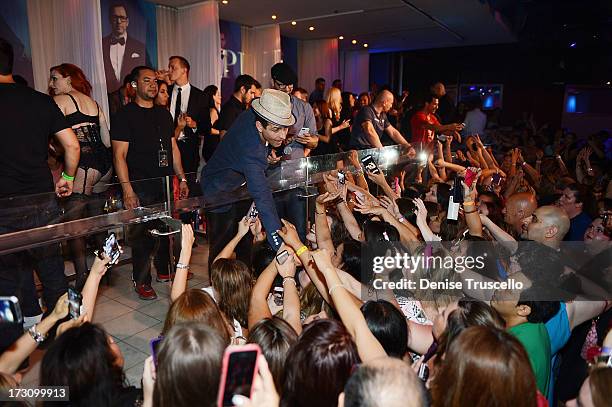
0,145,418,254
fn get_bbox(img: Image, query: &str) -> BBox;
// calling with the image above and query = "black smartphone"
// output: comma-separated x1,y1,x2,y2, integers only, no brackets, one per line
68,287,82,319
150,335,164,366
217,345,261,407
361,155,380,174
0,296,23,325
276,250,289,265
338,170,346,185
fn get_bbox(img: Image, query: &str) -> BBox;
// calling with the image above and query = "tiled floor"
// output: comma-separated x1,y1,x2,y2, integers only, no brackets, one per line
21,240,211,388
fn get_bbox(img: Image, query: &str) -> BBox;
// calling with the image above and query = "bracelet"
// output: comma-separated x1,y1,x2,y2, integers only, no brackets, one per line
328,283,344,295
296,245,308,257
28,324,46,345
176,263,190,270
61,171,75,181
283,276,297,286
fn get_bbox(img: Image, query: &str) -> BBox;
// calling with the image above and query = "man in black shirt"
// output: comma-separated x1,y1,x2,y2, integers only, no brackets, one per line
431,82,456,125
0,38,80,322
216,74,256,138
112,65,188,300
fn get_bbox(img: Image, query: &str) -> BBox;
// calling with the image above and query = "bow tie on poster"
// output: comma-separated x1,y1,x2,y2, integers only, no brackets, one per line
111,37,126,46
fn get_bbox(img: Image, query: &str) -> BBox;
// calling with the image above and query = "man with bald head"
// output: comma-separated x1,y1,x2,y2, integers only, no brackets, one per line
503,192,538,238
340,357,426,407
349,89,413,150
525,206,570,249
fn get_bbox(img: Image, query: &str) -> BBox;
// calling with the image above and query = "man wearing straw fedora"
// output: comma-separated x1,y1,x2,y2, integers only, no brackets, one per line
201,89,295,268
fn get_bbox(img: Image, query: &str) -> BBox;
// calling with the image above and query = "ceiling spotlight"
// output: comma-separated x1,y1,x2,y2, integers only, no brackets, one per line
221,0,228,4
291,21,297,26
607,81,611,85
363,43,368,48
272,15,277,20
569,42,576,48
309,26,315,31
338,36,344,40
352,39,357,44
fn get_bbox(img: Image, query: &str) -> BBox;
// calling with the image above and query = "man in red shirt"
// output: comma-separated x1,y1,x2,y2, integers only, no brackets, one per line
411,94,463,148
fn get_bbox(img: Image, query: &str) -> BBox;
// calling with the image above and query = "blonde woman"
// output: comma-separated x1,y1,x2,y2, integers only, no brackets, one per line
326,87,351,151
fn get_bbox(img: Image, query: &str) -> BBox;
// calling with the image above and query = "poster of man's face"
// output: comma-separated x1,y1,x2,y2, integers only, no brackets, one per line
100,1,155,93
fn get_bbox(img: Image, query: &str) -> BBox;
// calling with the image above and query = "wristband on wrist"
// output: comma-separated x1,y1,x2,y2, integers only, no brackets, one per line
61,171,75,181
176,263,190,270
283,276,297,286
296,245,308,257
28,324,46,345
397,216,406,223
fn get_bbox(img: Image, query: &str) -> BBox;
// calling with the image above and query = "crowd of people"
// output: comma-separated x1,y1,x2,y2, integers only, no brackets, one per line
1,34,612,407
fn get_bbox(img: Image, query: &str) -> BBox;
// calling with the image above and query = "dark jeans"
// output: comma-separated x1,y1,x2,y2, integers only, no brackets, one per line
274,188,307,242
62,193,106,290
0,197,67,317
129,184,170,286
206,199,253,270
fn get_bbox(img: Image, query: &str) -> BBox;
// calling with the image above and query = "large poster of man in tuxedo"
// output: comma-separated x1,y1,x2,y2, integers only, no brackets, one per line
100,1,157,93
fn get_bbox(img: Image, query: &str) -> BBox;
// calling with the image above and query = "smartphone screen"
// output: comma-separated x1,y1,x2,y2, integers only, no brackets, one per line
298,127,309,136
218,347,260,407
0,296,23,325
338,171,346,185
361,155,380,174
150,336,164,366
102,233,121,264
248,202,258,219
68,288,82,319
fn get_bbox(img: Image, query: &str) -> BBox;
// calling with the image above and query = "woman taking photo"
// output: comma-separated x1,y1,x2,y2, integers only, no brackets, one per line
49,63,112,290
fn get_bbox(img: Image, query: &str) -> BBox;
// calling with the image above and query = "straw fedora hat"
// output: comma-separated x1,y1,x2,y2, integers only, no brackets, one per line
251,89,296,127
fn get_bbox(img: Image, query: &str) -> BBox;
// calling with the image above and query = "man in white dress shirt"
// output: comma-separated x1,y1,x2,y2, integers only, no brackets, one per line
102,3,145,93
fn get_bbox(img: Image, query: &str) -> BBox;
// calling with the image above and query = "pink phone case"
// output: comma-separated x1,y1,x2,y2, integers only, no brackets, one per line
217,344,261,407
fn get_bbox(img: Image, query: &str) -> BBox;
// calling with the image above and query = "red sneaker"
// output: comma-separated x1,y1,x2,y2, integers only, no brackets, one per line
135,283,158,300
156,272,194,283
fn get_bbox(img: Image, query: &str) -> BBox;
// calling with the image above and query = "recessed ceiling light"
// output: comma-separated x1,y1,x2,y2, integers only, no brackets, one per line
309,26,315,31
607,81,611,85
338,36,344,40
291,21,297,26
272,15,277,20
221,0,228,4
363,43,368,48
352,39,357,44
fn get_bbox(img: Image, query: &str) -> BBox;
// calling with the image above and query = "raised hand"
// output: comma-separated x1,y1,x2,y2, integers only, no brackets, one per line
277,219,303,250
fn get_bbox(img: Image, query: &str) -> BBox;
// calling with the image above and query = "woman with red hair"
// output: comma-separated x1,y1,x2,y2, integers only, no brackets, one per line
49,63,112,289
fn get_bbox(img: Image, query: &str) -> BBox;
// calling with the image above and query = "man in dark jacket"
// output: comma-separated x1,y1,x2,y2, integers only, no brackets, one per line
201,89,295,268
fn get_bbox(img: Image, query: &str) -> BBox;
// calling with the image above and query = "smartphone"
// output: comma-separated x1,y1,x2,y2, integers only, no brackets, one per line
436,134,448,142
150,335,164,366
337,170,346,185
68,287,82,319
273,286,284,306
217,344,261,407
248,202,258,219
298,127,309,136
0,296,23,325
464,168,476,188
276,250,289,265
361,155,380,174
97,233,121,264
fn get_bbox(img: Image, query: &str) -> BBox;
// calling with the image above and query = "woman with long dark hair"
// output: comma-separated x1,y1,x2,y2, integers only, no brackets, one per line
40,323,139,406
201,85,222,163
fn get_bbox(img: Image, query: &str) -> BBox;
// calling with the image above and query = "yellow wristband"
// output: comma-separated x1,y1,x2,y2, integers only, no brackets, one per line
296,245,308,257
